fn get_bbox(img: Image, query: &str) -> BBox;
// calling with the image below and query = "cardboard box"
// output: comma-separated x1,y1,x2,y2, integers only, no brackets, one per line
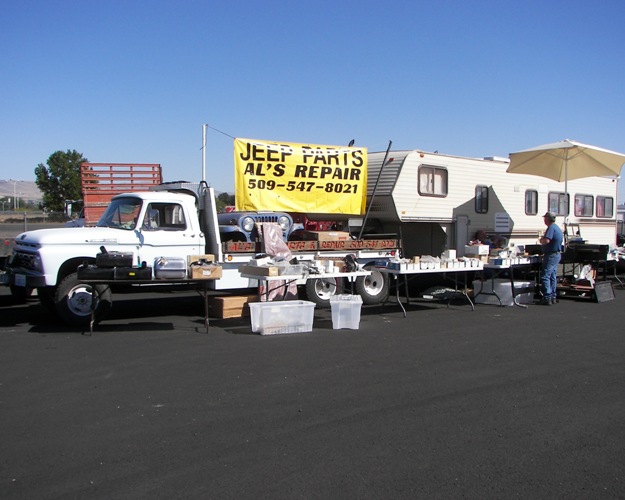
187,254,215,265
324,259,346,272
294,230,351,241
212,294,257,319
465,244,489,256
239,265,280,276
190,264,222,280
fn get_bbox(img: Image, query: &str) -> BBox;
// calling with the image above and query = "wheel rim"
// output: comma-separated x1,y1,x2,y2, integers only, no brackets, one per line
313,278,339,301
66,284,96,317
363,269,385,297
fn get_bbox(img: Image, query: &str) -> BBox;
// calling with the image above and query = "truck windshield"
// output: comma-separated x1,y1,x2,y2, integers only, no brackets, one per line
97,198,143,230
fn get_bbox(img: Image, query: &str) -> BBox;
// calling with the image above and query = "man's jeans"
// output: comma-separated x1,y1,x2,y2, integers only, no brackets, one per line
541,252,561,300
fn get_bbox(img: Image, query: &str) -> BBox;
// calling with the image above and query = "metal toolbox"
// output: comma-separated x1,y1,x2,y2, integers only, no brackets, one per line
154,256,187,279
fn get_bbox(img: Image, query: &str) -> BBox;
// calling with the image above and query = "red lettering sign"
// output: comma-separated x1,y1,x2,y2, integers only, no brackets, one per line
224,242,258,253
287,241,318,251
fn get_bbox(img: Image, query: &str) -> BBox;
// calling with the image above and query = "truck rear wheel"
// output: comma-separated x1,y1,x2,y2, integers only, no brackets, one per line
54,272,112,326
305,277,343,308
355,267,390,305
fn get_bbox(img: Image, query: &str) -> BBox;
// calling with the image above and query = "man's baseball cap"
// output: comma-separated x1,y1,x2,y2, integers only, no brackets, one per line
543,211,556,222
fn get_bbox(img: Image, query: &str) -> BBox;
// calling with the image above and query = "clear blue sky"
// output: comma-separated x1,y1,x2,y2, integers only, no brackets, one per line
1,0,624,200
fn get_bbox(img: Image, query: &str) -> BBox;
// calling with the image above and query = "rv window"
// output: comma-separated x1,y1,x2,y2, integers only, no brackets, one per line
525,190,538,215
574,194,594,217
548,192,569,216
418,165,447,197
596,196,614,218
475,186,489,214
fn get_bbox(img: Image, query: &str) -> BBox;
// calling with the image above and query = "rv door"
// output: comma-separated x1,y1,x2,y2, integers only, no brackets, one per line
455,215,469,255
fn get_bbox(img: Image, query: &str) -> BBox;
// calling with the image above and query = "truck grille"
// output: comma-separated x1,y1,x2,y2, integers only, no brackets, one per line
11,251,38,270
253,215,281,223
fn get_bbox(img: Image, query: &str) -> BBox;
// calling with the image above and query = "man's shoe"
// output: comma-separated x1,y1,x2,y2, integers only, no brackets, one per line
551,297,557,304
540,299,552,306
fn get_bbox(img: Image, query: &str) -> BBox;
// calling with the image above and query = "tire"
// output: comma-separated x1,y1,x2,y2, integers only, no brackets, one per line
36,287,56,312
355,266,390,305
305,277,343,308
54,272,112,327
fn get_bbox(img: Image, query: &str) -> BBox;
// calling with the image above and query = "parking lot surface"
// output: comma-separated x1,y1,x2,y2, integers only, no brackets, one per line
1,284,625,499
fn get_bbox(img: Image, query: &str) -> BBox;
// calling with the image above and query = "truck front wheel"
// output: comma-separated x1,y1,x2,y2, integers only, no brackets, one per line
37,287,55,312
305,277,343,308
54,272,112,326
355,267,390,305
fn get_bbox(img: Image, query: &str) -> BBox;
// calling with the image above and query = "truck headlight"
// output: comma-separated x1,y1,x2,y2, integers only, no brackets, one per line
241,216,255,233
278,216,290,232
33,255,43,272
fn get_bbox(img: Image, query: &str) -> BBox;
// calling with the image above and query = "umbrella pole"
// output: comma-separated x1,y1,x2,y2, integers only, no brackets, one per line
563,156,570,247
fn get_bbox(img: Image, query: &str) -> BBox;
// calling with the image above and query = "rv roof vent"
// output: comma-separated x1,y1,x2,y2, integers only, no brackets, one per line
483,156,510,162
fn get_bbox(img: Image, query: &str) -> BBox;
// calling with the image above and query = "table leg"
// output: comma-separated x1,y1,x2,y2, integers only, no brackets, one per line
444,270,474,311
388,274,407,318
614,271,625,288
459,271,475,311
84,285,97,336
509,266,528,309
203,283,210,333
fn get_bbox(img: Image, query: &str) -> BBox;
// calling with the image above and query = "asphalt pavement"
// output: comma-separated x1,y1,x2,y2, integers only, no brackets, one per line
1,283,625,499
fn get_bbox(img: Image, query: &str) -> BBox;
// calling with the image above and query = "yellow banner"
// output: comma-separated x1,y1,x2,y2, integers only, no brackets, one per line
234,138,367,214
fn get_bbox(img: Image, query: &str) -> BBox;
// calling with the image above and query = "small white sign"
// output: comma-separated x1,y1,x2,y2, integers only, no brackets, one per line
495,212,510,232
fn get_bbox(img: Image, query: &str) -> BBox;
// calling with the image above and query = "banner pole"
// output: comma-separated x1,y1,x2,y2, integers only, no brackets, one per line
202,124,207,182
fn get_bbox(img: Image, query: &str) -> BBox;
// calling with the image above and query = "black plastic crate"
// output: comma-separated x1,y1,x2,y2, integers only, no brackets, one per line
96,251,134,268
77,265,115,281
113,267,153,280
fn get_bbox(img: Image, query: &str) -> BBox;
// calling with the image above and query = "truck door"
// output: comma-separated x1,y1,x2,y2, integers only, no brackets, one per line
136,202,203,265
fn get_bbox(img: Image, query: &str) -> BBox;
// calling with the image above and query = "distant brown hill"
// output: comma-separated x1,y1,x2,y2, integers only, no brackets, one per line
0,180,42,201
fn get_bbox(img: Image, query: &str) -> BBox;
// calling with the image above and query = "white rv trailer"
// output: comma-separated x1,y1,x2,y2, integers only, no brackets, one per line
362,149,618,258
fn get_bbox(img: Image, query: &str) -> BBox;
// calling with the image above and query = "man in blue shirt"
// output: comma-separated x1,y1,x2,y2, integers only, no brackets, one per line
539,211,564,305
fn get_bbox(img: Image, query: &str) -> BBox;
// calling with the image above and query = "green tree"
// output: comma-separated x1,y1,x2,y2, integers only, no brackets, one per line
35,150,87,211
216,192,235,212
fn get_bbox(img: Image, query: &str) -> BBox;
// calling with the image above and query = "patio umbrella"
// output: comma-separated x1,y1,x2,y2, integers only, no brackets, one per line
507,139,625,200
507,139,625,242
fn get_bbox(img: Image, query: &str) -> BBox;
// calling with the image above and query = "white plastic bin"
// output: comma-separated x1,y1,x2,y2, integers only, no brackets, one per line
249,300,315,335
330,294,363,330
472,279,534,306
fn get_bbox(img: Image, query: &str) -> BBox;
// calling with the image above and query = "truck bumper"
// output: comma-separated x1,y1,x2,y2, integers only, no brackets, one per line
4,269,47,288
